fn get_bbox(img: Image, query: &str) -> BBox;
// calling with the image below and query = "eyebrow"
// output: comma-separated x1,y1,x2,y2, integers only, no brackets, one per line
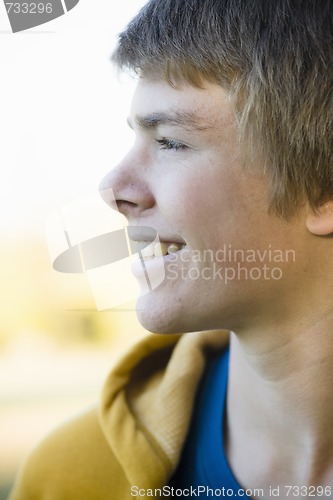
127,111,214,133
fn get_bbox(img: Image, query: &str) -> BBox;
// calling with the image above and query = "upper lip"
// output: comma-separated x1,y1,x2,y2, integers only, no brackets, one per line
127,225,186,245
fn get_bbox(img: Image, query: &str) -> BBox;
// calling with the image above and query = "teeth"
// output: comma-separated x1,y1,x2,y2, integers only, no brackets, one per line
154,242,169,257
167,243,182,254
139,242,184,260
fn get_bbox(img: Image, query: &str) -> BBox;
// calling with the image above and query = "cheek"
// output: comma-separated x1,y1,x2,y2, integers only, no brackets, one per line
154,152,269,246
187,169,242,215
158,172,209,214
156,169,238,245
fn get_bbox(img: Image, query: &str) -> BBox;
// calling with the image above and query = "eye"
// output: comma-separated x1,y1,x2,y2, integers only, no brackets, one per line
156,138,188,151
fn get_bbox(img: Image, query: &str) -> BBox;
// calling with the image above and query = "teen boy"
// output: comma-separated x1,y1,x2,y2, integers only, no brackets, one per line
10,0,333,498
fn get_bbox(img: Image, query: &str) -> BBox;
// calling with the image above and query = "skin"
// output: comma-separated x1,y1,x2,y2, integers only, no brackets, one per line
100,78,333,497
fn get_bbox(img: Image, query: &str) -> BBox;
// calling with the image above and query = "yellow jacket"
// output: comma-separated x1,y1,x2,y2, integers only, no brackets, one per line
9,330,229,499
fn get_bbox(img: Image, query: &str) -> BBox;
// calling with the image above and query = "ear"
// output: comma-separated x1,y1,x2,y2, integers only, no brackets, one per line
305,200,333,236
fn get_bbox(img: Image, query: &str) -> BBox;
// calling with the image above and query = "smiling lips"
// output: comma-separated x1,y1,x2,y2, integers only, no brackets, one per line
136,241,185,260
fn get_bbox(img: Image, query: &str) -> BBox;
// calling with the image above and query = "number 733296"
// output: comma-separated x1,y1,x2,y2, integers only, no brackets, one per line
5,3,52,14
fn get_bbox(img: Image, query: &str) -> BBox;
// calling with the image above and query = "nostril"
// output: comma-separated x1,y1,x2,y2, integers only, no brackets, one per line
98,169,154,215
116,200,138,215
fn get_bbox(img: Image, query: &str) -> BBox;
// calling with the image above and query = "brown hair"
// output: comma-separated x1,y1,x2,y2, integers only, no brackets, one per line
112,0,333,218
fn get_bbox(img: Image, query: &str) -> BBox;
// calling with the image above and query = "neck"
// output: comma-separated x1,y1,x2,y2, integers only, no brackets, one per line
226,314,333,495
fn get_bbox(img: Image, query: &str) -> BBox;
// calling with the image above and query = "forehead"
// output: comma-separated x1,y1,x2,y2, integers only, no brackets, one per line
129,78,235,131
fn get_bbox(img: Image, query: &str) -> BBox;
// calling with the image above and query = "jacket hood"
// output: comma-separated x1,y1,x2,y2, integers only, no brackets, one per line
99,329,230,489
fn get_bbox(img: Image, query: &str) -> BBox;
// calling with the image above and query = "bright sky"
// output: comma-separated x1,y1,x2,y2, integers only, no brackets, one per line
0,0,146,234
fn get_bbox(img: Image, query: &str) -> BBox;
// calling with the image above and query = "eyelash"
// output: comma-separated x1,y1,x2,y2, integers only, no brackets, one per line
156,138,187,151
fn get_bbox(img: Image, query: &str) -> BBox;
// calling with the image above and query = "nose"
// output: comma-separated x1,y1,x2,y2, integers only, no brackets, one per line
99,149,155,219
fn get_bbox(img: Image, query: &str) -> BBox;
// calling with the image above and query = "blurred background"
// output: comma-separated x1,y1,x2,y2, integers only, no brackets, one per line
0,1,148,497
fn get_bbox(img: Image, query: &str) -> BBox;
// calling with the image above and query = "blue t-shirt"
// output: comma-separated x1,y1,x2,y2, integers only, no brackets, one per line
171,348,250,498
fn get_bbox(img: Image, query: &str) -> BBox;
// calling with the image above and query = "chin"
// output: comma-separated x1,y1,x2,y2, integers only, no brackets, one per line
135,285,241,334
135,293,192,334
134,290,221,334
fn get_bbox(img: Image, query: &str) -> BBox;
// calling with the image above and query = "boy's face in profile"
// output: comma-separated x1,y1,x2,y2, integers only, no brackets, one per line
104,78,309,334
